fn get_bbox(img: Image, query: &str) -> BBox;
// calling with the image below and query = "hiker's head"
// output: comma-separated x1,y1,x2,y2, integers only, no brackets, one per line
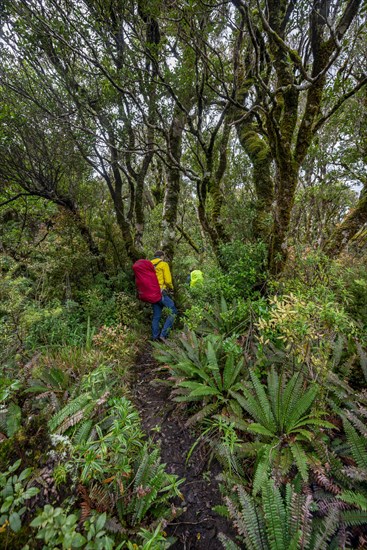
153,250,165,259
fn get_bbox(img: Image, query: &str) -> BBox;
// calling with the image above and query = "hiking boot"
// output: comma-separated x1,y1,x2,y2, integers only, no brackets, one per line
159,336,167,343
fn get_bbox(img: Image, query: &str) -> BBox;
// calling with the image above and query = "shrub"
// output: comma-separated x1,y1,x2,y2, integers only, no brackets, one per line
24,300,85,350
256,292,356,381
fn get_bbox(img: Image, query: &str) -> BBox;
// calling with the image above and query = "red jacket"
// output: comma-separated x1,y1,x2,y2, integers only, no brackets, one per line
132,260,162,303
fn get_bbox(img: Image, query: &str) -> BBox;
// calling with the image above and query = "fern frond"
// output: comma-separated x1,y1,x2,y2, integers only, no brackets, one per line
344,410,367,437
184,403,219,427
281,373,304,431
236,486,267,549
291,493,312,549
267,368,280,425
356,341,367,382
310,506,340,550
230,388,271,430
311,465,341,495
73,419,94,444
206,340,222,390
253,446,271,496
249,371,276,431
285,385,318,432
218,533,241,550
48,393,92,432
337,490,367,511
290,443,309,481
223,353,235,392
341,510,367,526
342,416,367,469
262,480,286,549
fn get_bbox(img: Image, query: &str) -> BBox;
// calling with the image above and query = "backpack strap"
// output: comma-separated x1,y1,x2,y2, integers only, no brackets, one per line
153,259,162,270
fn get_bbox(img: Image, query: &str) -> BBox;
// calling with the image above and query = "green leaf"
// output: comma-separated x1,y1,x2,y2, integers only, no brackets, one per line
72,532,87,547
247,423,275,437
8,459,21,473
18,468,32,482
9,511,21,532
1,497,13,513
96,512,106,532
22,487,40,499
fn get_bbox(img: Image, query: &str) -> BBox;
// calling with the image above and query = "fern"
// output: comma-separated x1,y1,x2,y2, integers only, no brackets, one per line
249,370,276,432
48,393,92,432
252,445,271,496
338,490,367,510
126,445,183,526
223,480,340,550
232,368,333,486
236,485,267,548
218,533,242,549
289,442,309,481
356,341,367,382
262,480,286,549
73,419,94,444
342,416,367,469
155,329,246,426
340,510,367,526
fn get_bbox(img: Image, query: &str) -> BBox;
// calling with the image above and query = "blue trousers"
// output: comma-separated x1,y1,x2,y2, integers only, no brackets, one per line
152,292,178,339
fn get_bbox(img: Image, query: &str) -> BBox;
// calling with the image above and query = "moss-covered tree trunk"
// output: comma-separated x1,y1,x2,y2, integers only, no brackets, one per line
209,120,231,245
161,107,186,262
236,125,274,241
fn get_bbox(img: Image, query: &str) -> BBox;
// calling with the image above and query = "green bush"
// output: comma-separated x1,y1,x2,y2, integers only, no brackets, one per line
24,300,85,349
217,240,267,299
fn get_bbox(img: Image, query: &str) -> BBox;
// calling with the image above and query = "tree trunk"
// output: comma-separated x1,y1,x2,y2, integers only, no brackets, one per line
161,107,186,262
323,183,367,256
236,124,274,241
268,160,298,274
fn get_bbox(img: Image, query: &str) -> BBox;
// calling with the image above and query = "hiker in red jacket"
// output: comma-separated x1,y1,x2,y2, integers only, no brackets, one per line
132,251,177,341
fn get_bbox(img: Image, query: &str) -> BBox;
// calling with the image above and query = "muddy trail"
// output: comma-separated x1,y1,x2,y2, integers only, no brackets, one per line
132,344,236,550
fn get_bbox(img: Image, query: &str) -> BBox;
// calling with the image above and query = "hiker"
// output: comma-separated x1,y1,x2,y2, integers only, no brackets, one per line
150,250,178,341
187,267,204,288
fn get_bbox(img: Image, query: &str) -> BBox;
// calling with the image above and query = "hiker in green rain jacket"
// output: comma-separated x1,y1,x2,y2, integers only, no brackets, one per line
187,269,204,288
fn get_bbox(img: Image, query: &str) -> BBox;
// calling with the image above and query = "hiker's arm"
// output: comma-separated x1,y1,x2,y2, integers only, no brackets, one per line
163,263,173,290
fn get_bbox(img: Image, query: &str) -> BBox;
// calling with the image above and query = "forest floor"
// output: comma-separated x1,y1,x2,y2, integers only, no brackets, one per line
132,343,236,550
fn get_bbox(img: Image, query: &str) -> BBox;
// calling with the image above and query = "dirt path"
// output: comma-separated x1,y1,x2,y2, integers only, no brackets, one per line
132,344,235,550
